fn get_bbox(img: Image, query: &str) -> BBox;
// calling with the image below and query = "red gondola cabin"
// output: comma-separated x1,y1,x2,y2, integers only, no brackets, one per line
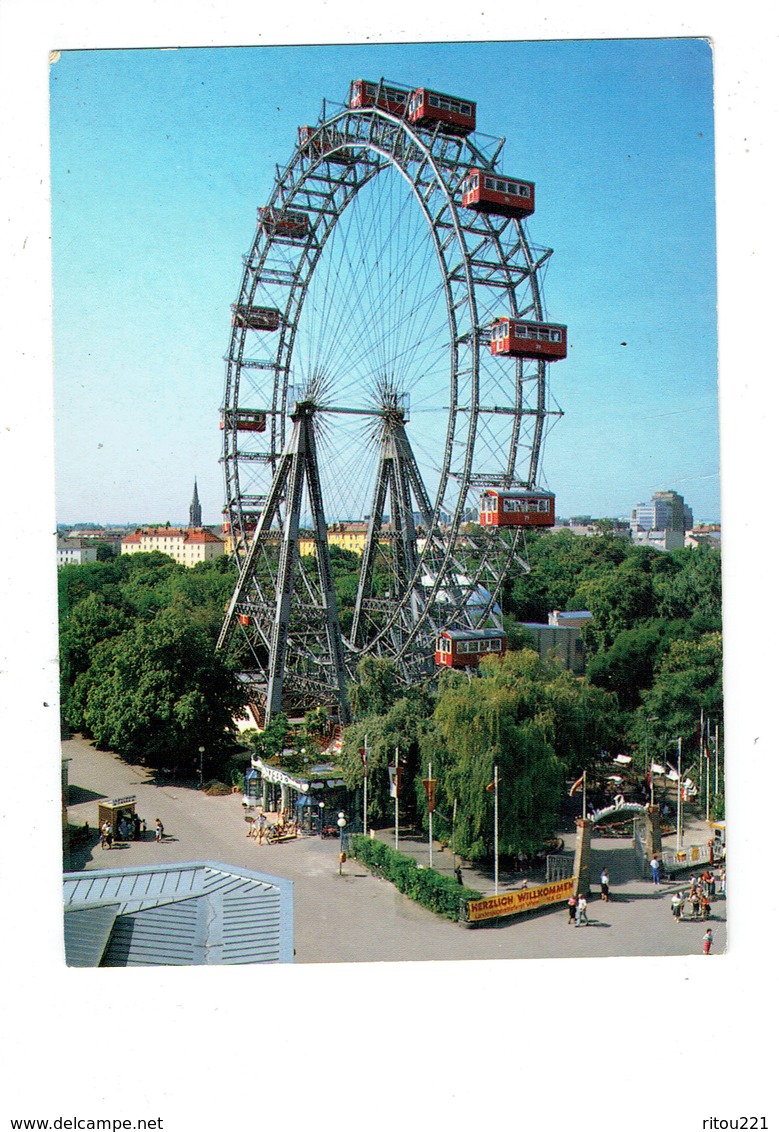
257,207,310,241
220,409,267,433
349,79,409,115
479,488,555,528
435,629,507,667
231,305,280,332
461,168,535,219
298,125,355,165
408,88,476,136
490,317,567,362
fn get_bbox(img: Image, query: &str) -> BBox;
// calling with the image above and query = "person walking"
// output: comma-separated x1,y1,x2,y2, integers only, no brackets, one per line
576,894,589,926
671,891,684,921
567,895,577,924
702,928,713,955
155,818,164,843
600,869,610,901
650,855,661,887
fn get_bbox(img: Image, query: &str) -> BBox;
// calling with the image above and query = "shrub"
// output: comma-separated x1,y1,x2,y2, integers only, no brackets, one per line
350,835,481,922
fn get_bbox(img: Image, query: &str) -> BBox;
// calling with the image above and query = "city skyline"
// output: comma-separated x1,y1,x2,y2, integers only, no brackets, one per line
56,483,714,530
50,40,719,527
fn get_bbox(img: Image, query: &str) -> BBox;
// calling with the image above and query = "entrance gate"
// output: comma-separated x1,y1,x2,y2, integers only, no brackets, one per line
572,803,663,896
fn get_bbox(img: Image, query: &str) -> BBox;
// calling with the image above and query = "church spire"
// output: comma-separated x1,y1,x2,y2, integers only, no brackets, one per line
189,479,202,528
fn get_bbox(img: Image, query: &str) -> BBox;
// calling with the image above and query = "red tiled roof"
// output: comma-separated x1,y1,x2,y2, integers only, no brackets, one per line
121,527,223,545
184,529,223,544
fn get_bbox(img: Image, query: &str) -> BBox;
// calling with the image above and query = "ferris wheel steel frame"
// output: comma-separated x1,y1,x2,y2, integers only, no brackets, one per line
217,86,561,724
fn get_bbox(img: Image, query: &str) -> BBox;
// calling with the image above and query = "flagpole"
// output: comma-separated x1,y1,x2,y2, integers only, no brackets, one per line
428,761,433,867
676,737,682,852
452,796,457,875
363,734,368,836
582,769,587,820
715,724,719,795
493,764,499,895
394,747,399,851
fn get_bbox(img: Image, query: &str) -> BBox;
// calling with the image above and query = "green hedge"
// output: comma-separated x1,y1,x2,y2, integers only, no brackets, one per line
350,834,482,922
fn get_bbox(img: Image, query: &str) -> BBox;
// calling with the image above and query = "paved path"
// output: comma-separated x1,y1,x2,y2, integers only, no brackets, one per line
64,736,726,963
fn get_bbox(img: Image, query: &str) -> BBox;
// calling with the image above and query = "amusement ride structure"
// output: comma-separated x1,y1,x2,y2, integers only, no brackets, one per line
216,79,567,725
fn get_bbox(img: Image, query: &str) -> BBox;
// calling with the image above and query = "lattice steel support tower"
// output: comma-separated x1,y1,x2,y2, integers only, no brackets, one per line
219,395,350,726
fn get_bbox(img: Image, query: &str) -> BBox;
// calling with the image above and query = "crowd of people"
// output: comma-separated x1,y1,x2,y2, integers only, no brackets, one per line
245,810,300,844
98,813,159,848
563,861,724,954
670,869,723,922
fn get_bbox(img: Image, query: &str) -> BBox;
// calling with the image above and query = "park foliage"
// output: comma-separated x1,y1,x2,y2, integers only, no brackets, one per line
59,552,242,770
339,533,723,859
58,532,723,852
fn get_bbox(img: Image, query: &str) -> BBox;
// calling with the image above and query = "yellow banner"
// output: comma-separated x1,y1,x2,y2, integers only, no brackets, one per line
467,877,575,922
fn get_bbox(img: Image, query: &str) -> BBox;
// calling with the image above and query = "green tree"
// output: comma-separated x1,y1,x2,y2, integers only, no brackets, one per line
574,559,657,650
348,655,410,719
73,609,243,769
654,546,722,632
640,631,723,748
248,713,290,761
157,558,238,640
423,651,572,858
341,694,432,822
586,619,688,709
504,529,630,623
60,590,130,682
58,559,123,614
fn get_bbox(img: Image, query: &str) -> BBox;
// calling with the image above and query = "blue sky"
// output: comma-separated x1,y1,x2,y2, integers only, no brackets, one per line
50,39,719,525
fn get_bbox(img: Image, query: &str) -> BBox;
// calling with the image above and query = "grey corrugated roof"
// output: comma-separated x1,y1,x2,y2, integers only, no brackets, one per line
442,628,507,641
63,861,293,966
63,905,120,967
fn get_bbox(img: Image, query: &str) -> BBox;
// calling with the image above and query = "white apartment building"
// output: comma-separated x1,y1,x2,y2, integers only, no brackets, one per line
57,537,99,568
121,527,225,567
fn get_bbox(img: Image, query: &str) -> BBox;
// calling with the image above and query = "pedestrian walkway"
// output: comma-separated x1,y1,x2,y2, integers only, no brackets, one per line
64,736,726,963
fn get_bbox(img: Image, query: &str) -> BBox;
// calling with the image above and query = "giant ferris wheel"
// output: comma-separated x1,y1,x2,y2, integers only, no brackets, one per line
217,79,566,726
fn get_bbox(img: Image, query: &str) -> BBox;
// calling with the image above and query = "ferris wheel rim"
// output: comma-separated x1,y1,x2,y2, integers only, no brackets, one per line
221,96,552,678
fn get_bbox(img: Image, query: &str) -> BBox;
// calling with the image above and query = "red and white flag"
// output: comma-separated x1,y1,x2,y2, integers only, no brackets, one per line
569,774,585,797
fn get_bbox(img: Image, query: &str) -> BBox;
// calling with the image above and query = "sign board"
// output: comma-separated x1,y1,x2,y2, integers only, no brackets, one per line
467,877,575,923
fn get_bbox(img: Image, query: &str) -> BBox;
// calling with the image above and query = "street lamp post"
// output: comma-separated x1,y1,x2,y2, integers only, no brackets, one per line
198,745,205,788
318,800,325,836
337,812,347,875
